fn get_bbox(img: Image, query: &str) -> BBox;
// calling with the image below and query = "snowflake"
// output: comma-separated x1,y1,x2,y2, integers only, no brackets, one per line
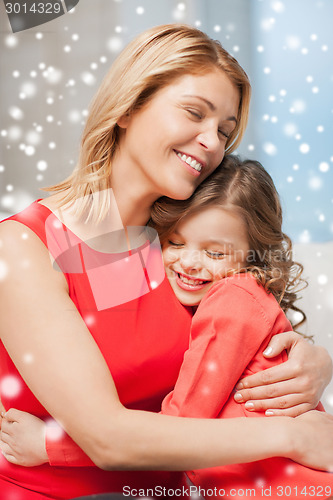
319,162,329,172
0,375,22,398
23,353,34,364
45,418,65,442
0,259,9,281
107,36,123,53
317,274,328,285
37,161,48,171
308,176,322,190
285,35,301,50
263,142,277,156
299,143,310,154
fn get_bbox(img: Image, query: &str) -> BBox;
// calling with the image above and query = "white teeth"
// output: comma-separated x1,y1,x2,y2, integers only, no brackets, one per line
177,152,202,172
178,274,206,286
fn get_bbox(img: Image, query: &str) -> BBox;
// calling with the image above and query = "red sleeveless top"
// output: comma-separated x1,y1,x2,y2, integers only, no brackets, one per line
0,201,192,499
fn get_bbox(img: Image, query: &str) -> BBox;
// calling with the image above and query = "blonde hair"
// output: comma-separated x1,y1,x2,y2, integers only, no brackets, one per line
150,155,308,334
44,24,251,221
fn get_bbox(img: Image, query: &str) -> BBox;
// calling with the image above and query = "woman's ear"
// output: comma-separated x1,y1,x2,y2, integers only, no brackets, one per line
117,114,131,129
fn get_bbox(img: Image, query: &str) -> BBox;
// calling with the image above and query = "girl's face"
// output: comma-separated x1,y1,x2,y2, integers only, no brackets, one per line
162,206,250,306
116,69,240,202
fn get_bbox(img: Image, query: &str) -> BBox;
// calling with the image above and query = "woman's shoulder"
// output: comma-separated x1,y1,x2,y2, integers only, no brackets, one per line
1,201,47,248
0,202,68,291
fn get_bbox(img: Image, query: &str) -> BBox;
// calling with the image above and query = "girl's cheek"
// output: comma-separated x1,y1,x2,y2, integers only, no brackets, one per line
163,247,177,265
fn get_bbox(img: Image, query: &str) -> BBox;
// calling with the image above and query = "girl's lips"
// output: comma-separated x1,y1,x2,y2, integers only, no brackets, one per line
174,271,210,292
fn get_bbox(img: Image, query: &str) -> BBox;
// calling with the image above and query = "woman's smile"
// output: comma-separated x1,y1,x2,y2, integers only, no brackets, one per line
174,150,205,176
113,70,240,204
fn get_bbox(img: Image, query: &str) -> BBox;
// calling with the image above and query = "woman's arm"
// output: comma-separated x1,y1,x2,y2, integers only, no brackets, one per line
1,221,333,472
234,332,332,416
161,278,286,418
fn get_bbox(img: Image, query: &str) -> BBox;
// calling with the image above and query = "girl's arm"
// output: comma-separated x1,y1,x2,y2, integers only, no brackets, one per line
1,222,333,473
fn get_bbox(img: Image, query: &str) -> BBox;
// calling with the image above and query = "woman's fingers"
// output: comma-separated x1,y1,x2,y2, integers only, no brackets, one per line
235,360,301,392
263,331,299,357
264,403,313,417
234,389,307,412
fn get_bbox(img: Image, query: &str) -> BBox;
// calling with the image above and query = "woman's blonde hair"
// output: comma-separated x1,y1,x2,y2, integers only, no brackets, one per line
44,24,251,221
150,155,308,334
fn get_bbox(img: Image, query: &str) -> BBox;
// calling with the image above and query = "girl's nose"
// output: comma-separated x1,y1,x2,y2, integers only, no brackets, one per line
179,249,202,272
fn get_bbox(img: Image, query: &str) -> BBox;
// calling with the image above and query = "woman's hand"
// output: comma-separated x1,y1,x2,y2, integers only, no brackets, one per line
0,409,48,466
290,410,333,472
233,331,333,417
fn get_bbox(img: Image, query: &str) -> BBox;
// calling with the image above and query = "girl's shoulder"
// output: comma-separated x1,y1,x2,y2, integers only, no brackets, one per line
205,273,278,310
199,273,288,331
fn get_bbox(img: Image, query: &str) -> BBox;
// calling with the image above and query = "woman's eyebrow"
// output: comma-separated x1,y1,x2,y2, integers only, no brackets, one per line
182,94,237,123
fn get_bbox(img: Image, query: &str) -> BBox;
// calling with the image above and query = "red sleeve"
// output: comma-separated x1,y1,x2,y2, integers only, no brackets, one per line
161,276,287,418
45,425,94,467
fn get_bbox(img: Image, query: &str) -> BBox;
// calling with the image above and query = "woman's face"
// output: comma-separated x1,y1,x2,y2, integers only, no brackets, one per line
116,69,240,201
162,206,250,306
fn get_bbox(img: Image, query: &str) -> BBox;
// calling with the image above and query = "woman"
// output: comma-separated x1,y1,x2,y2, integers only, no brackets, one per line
0,24,332,500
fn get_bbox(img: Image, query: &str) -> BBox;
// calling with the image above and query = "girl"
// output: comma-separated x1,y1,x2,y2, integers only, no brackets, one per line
155,155,333,499
0,25,333,500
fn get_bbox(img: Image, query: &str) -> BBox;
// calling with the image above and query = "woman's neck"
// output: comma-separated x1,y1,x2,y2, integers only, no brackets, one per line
110,152,160,227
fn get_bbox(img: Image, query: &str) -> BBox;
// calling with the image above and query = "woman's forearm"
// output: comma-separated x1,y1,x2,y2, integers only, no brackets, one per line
90,407,293,470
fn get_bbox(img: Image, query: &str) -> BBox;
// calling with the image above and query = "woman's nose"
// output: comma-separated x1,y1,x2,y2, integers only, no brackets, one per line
197,126,221,153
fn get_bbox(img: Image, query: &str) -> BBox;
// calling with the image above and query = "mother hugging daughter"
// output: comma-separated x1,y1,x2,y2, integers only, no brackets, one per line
0,24,333,500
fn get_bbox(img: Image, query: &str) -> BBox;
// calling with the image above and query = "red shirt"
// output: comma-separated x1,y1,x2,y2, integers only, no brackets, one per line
0,201,192,499
161,274,332,500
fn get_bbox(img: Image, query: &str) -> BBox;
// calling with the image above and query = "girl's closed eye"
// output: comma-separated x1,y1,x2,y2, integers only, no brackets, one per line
205,250,226,259
167,239,184,248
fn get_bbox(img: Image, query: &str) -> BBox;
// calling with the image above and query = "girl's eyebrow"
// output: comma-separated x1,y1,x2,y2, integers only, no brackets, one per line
181,94,237,123
205,239,234,247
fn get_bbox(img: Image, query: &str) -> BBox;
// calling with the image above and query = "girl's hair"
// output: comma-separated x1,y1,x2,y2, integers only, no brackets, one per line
44,24,251,221
150,155,308,334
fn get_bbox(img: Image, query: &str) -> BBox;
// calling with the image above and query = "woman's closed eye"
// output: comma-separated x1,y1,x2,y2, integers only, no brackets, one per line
218,128,230,139
185,108,203,120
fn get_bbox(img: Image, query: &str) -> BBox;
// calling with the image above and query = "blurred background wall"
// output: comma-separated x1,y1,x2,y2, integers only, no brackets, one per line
1,0,332,241
0,0,332,403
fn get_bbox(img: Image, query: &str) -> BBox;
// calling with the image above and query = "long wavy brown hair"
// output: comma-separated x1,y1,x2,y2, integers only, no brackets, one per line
150,155,308,335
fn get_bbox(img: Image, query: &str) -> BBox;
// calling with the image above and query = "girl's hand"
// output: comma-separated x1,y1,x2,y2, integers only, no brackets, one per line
0,399,6,428
234,331,333,417
0,408,48,466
